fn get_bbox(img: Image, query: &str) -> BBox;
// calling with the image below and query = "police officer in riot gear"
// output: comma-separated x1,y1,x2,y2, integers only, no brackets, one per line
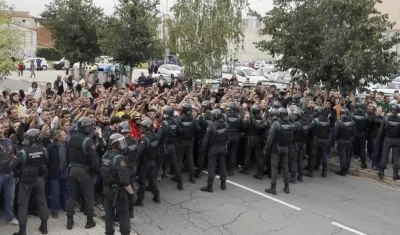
264,108,278,178
224,102,241,176
195,100,213,178
304,106,330,178
119,121,138,218
157,106,184,190
269,108,279,122
100,133,135,235
378,104,400,180
352,101,369,169
65,117,100,230
240,104,268,177
332,108,356,176
9,129,49,235
176,103,200,183
201,109,230,192
136,118,161,206
290,108,306,183
264,108,293,195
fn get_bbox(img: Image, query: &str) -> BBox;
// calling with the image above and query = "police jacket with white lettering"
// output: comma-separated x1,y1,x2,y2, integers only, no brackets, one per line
177,114,201,141
307,115,330,140
352,110,369,136
157,118,182,144
124,136,138,169
224,112,242,135
137,132,159,162
266,119,293,149
202,120,230,150
378,114,400,139
332,116,356,141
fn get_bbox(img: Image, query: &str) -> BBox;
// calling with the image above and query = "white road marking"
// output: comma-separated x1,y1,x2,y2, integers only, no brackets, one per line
331,222,369,235
202,171,302,211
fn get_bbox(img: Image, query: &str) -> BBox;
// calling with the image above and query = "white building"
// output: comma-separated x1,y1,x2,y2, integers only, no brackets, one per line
10,23,37,58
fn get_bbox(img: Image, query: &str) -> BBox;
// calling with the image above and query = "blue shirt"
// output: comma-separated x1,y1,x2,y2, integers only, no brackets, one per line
57,143,68,179
0,139,16,174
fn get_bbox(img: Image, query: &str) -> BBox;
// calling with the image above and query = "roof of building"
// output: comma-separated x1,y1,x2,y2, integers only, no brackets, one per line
2,10,35,18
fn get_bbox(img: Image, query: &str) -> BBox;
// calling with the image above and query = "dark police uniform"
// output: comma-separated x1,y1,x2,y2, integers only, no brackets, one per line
201,109,230,192
264,108,293,195
195,110,213,177
123,135,138,217
305,107,330,178
332,110,356,176
157,116,183,190
136,130,160,205
378,105,400,180
100,150,132,235
65,118,100,230
291,110,308,182
224,104,242,176
352,106,369,169
176,104,200,183
9,132,49,235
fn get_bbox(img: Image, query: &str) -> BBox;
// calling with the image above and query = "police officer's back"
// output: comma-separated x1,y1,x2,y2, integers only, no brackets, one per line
157,106,183,190
332,108,356,176
201,109,229,193
135,118,160,206
224,102,242,176
119,121,138,218
378,104,400,180
9,129,49,235
264,108,293,195
65,117,100,230
195,100,213,177
100,133,135,235
352,102,369,169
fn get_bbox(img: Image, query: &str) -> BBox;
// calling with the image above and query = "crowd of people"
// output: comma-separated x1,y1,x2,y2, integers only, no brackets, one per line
0,70,400,235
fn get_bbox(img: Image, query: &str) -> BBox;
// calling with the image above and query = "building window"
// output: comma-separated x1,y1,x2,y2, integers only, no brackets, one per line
242,19,249,29
255,19,262,28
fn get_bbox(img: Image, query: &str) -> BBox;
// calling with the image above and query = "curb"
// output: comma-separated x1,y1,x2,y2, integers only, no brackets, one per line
327,160,400,188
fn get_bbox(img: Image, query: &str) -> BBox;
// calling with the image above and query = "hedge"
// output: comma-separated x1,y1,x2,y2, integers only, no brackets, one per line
36,48,63,61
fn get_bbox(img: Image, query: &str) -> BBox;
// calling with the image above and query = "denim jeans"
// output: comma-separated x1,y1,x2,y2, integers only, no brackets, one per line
371,137,382,168
50,178,69,213
0,173,16,222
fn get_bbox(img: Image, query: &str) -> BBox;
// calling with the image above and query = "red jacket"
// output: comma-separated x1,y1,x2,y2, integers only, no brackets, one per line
129,121,140,140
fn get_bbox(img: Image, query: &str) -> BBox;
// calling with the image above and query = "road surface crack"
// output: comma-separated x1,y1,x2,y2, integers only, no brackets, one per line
330,227,342,235
266,226,288,234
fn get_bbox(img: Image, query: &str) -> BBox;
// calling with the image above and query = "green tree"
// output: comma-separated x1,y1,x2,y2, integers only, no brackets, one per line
40,0,103,74
0,1,23,79
167,0,248,79
98,0,162,82
254,0,400,92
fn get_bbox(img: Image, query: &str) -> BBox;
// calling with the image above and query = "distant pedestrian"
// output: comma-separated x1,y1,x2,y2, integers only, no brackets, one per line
36,58,42,72
17,61,24,76
29,61,36,78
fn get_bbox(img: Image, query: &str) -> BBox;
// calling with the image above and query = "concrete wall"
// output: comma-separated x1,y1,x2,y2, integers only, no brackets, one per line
11,16,35,29
10,24,37,58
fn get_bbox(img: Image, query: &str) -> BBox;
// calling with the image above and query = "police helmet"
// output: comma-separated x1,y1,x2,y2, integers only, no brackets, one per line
340,108,349,116
314,106,324,114
293,107,304,117
211,109,223,120
108,133,127,151
391,104,399,114
119,122,131,134
251,104,261,116
269,108,278,117
273,101,282,109
163,106,174,118
181,103,192,115
355,101,363,110
77,116,95,134
201,100,213,110
22,129,41,146
140,118,153,131
227,102,236,112
278,107,288,118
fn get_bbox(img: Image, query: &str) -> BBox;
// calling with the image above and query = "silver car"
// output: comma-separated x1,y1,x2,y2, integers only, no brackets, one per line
158,64,182,78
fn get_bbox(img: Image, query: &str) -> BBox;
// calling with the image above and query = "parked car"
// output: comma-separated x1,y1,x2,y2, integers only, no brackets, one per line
23,57,49,70
52,57,66,70
158,64,182,78
368,77,400,95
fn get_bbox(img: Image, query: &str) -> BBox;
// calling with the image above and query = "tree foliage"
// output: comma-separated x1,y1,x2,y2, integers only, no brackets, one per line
254,0,400,91
167,0,248,79
40,0,103,65
98,0,162,71
0,1,23,78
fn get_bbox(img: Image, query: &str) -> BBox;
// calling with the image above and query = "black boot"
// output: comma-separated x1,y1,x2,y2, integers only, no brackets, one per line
297,174,303,182
335,169,346,176
361,162,368,169
378,168,384,179
13,225,26,235
283,183,290,194
201,183,213,193
228,169,234,176
195,169,202,178
67,216,74,230
189,175,196,184
303,170,313,178
153,192,161,203
265,184,277,195
85,217,96,229
253,170,263,180
239,168,248,175
393,170,399,181
321,168,327,178
135,199,144,207
221,181,226,190
177,182,184,191
289,174,297,184
129,206,134,218
39,220,48,234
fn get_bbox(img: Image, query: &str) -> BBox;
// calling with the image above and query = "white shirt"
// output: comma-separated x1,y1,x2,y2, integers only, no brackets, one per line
27,87,42,99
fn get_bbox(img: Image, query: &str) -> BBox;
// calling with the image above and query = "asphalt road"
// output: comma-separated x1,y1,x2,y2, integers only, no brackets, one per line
3,73,400,235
